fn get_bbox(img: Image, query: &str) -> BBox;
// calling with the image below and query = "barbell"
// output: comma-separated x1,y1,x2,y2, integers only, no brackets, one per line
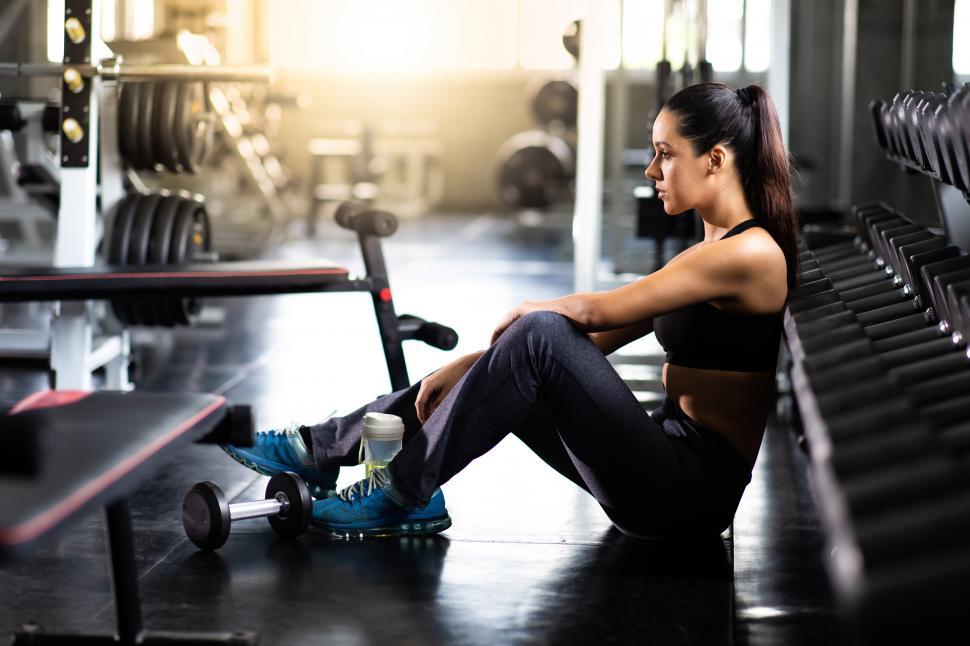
0,61,273,84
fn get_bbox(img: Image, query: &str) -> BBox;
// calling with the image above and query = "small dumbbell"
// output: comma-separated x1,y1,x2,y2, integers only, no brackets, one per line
182,471,312,550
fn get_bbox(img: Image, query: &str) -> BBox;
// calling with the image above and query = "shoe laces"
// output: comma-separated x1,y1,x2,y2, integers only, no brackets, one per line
255,429,289,441
338,468,391,503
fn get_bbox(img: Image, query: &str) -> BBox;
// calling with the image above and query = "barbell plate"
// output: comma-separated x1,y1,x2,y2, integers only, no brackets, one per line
137,82,158,170
148,193,183,326
168,198,202,325
108,193,143,326
127,193,162,326
175,82,208,173
116,83,137,167
154,81,181,172
107,193,138,265
531,80,578,128
266,472,312,539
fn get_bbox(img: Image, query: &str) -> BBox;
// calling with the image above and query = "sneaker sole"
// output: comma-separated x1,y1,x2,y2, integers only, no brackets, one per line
220,446,335,499
315,515,452,538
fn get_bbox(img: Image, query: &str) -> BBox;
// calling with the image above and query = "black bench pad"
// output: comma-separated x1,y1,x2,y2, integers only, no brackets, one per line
0,260,360,302
0,390,226,554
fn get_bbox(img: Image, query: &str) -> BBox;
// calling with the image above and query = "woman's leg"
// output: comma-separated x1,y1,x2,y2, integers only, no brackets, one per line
386,311,748,537
305,381,425,468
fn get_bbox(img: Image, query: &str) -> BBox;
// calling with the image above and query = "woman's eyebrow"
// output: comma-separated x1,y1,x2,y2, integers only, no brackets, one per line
654,141,671,148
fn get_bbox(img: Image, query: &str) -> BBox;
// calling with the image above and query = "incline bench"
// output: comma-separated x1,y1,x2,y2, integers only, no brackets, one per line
2,390,257,644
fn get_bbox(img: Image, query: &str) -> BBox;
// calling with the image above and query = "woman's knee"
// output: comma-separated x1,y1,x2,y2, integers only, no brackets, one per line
508,310,576,339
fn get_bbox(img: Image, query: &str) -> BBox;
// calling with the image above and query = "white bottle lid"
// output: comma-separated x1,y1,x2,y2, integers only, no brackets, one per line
362,412,405,440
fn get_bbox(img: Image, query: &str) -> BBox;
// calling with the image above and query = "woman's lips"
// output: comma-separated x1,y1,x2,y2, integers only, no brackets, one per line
657,189,667,199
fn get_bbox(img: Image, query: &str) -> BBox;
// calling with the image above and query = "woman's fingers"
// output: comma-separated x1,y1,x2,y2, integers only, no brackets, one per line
416,381,441,425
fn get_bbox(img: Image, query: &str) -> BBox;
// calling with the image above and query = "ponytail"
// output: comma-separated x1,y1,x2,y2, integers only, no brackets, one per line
665,83,801,287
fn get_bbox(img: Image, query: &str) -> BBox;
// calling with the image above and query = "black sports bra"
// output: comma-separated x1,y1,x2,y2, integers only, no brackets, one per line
653,220,783,372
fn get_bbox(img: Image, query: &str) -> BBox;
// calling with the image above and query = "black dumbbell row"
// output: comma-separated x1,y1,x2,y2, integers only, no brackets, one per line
107,190,213,327
869,83,970,193
787,201,970,606
118,81,213,173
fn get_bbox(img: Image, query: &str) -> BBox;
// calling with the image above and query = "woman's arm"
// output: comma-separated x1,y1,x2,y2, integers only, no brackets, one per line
491,233,785,342
588,319,655,356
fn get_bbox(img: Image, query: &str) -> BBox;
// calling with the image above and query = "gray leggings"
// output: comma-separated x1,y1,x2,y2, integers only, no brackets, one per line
308,311,752,538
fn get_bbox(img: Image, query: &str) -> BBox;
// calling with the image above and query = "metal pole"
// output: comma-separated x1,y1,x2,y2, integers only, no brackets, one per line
0,62,273,83
837,0,858,209
104,499,145,646
573,0,607,294
767,0,792,147
52,0,101,391
608,0,630,274
900,0,917,91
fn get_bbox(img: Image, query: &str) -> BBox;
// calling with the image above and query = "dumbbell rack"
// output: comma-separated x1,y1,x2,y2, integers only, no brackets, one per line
785,198,970,640
869,83,970,200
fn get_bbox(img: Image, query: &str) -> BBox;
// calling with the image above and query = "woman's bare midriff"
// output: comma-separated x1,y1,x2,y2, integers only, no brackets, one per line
662,362,774,467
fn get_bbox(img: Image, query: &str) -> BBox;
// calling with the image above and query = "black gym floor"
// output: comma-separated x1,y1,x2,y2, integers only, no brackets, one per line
0,213,848,645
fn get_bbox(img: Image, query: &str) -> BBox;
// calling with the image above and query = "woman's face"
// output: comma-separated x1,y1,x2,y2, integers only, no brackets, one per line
644,109,713,215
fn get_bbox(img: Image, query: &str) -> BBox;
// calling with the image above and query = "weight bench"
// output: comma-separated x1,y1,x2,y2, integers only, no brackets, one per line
0,202,458,392
1,389,257,644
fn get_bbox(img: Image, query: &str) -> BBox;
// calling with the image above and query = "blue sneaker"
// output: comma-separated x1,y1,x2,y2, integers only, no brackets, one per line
220,426,338,499
312,468,451,537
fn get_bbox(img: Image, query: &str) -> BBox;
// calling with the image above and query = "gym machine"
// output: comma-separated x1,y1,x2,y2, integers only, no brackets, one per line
495,23,579,213
783,82,970,643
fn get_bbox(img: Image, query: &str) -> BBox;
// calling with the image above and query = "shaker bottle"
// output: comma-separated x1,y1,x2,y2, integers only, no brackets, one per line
359,412,405,475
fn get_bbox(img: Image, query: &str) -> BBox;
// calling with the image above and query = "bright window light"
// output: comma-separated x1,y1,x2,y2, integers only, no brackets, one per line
518,0,620,70
129,0,154,40
101,0,116,42
744,0,771,72
47,0,65,62
268,0,519,72
956,0,970,74
622,0,665,69
707,0,744,72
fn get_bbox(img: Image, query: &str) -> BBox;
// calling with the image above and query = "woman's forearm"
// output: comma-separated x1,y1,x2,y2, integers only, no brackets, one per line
526,293,598,330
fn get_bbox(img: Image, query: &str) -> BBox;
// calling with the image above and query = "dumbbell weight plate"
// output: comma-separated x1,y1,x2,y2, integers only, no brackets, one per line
137,82,157,170
949,90,970,192
147,194,183,326
154,82,181,172
265,472,312,539
182,481,231,551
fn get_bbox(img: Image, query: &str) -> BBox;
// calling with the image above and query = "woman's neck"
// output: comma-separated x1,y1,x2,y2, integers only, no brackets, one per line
697,179,755,242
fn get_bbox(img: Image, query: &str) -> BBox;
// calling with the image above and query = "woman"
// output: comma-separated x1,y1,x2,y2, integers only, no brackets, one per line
222,82,799,539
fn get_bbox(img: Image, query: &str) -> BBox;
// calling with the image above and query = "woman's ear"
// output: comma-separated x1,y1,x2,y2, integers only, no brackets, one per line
708,145,727,174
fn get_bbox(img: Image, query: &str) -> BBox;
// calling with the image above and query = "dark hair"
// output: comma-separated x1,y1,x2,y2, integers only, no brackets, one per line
664,82,800,288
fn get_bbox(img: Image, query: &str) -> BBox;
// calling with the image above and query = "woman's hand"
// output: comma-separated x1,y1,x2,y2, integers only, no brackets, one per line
415,352,482,424
490,301,538,345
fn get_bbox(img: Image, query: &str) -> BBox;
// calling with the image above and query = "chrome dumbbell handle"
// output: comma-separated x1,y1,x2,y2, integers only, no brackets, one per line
229,492,290,522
